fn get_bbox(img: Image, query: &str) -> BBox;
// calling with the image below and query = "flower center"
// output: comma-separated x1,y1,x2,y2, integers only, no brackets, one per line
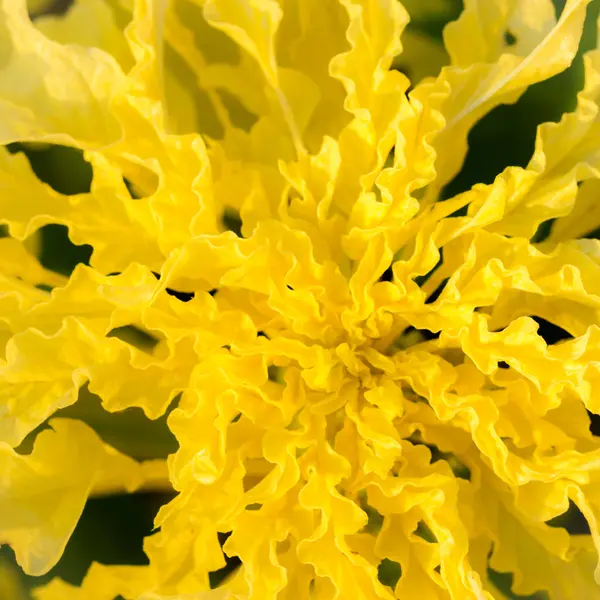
334,341,396,389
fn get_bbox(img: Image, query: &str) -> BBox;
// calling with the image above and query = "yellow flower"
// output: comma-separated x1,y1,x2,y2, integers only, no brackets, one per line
1,0,600,598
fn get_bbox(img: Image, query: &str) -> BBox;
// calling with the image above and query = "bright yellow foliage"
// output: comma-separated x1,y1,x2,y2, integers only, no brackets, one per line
0,0,600,598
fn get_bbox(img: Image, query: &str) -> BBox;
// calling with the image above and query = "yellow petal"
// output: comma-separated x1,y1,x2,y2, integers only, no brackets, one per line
34,0,134,72
0,319,117,446
275,0,351,150
0,237,65,290
0,0,125,147
203,0,281,86
125,0,168,108
418,0,591,196
329,0,410,217
0,419,151,575
203,0,307,155
0,148,165,273
477,470,598,598
444,0,556,67
549,179,600,242
33,563,154,600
